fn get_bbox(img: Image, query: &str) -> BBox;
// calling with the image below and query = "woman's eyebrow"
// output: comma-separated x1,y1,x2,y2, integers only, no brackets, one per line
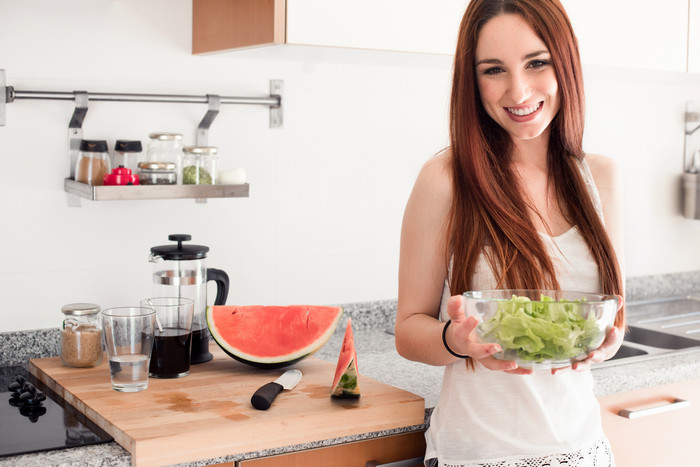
523,50,550,60
475,57,503,66
475,49,550,67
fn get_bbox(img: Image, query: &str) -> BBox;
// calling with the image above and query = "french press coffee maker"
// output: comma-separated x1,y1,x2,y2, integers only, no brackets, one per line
149,234,229,364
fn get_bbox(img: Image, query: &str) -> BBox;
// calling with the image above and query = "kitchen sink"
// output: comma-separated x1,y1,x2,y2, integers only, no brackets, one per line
623,326,700,349
596,295,700,368
608,343,648,360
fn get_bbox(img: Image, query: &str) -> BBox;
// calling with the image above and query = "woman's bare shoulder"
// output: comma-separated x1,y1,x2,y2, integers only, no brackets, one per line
414,149,453,199
402,149,454,234
584,153,622,189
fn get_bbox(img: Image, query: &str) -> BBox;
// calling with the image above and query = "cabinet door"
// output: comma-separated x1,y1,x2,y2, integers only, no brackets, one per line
690,0,700,73
598,377,700,466
286,0,468,54
561,0,688,72
192,0,285,53
238,431,426,467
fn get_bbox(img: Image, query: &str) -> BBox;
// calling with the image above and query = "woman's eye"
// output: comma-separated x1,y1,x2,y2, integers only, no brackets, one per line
528,59,550,69
482,66,504,76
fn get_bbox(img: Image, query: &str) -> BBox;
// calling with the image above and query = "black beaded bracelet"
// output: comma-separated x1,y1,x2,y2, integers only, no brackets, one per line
442,319,469,358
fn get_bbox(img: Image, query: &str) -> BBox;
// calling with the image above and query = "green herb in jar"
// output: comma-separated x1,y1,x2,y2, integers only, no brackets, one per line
183,165,212,184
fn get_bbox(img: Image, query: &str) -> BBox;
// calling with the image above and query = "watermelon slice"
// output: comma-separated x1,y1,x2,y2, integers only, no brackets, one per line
207,305,343,369
331,318,361,398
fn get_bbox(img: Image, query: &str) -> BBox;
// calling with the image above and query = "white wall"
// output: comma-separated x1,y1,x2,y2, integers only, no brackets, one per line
1,0,699,332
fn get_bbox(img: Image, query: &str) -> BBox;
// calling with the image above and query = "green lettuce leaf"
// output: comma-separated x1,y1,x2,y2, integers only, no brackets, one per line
478,294,600,363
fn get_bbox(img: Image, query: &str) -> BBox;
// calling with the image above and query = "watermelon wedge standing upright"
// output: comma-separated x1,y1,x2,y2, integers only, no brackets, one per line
331,318,361,398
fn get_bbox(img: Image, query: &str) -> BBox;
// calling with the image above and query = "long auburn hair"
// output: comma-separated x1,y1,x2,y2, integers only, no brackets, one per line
448,0,625,328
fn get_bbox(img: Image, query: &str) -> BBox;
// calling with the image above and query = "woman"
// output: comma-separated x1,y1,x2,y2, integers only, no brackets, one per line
395,0,625,466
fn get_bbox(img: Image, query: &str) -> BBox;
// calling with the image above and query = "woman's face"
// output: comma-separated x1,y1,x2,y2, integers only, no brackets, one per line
474,13,560,142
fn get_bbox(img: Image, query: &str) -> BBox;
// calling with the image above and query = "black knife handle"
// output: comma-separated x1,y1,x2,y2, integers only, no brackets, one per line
251,382,284,410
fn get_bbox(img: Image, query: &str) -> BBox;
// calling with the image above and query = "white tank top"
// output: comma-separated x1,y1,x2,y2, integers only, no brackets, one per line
425,158,607,464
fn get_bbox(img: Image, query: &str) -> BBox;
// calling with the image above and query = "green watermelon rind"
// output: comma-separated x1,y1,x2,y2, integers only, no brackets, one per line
331,359,361,399
331,318,361,398
206,305,343,369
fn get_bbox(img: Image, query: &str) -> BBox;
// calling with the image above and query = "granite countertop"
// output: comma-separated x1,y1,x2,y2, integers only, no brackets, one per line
3,283,700,466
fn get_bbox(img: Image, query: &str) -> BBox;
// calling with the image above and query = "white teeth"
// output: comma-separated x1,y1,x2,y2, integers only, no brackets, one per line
507,102,541,116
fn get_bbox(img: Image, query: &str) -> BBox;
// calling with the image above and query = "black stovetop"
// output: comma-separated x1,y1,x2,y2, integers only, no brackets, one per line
0,366,113,458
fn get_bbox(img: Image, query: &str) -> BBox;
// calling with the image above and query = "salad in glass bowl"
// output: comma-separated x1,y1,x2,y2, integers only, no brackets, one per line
462,289,620,369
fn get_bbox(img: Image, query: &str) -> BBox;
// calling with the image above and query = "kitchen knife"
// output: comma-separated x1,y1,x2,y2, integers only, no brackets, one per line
251,369,302,410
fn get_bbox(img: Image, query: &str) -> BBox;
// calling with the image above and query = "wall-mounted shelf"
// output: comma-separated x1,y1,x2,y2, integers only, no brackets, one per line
64,179,250,201
1,69,281,205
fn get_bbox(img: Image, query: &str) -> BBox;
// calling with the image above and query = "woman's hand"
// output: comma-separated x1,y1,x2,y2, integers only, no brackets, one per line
444,295,533,375
562,326,624,373
554,296,626,374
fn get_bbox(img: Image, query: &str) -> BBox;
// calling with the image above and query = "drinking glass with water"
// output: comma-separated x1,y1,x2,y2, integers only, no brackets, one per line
101,307,156,392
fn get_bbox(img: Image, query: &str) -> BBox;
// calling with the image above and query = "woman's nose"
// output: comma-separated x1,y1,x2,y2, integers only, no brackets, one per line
508,71,532,104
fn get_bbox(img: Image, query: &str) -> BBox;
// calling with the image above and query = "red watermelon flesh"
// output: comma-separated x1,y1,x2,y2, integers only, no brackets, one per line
331,318,361,398
207,305,343,369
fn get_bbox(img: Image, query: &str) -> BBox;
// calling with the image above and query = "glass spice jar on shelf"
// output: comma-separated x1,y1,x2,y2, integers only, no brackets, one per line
112,140,143,174
182,146,218,185
146,132,183,184
60,303,103,368
137,161,177,185
75,140,110,186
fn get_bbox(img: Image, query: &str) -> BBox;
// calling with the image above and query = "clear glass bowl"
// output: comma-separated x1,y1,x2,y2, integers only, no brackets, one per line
463,289,619,368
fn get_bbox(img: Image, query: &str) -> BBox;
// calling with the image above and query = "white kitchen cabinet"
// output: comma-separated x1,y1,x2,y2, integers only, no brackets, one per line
285,0,467,55
561,0,688,72
194,0,692,74
689,0,700,73
192,0,468,55
598,377,700,465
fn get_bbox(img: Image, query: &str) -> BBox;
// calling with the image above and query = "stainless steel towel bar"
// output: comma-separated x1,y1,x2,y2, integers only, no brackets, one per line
6,89,280,107
0,70,284,129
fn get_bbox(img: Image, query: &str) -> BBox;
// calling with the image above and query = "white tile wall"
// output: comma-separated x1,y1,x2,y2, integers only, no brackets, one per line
1,0,699,331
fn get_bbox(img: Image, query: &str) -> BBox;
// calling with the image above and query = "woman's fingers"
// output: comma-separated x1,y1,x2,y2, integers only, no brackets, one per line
475,355,532,374
553,327,624,373
445,294,466,322
444,294,529,374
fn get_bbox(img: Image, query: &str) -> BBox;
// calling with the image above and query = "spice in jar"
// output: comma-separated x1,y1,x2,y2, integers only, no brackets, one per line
182,146,218,185
75,140,110,186
138,161,177,185
60,303,103,368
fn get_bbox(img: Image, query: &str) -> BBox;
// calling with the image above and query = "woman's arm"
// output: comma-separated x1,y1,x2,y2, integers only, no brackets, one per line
569,153,626,371
396,153,455,366
586,153,626,285
395,153,520,371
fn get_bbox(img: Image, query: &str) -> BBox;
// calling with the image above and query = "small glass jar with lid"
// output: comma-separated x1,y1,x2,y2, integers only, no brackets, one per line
75,140,111,186
112,140,143,174
147,133,183,183
182,146,218,185
60,303,103,368
138,161,177,185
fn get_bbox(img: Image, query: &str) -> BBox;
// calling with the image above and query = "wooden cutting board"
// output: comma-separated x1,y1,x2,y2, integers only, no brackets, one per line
29,345,425,467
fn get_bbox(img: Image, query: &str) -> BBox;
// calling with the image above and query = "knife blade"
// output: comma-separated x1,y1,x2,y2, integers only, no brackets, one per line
251,369,302,410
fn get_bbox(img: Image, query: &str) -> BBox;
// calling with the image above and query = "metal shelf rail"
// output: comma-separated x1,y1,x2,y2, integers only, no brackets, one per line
0,69,282,204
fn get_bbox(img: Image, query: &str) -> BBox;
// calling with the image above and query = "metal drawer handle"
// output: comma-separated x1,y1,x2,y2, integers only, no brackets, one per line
618,398,690,419
366,456,425,467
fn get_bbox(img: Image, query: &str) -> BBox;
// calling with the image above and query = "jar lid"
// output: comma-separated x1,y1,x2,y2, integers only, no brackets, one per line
79,140,108,153
148,132,183,141
61,303,101,316
138,161,176,170
150,234,209,261
115,140,143,152
183,146,218,155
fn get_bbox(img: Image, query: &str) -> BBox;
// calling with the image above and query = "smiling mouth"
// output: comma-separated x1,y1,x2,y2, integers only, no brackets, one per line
506,101,543,116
